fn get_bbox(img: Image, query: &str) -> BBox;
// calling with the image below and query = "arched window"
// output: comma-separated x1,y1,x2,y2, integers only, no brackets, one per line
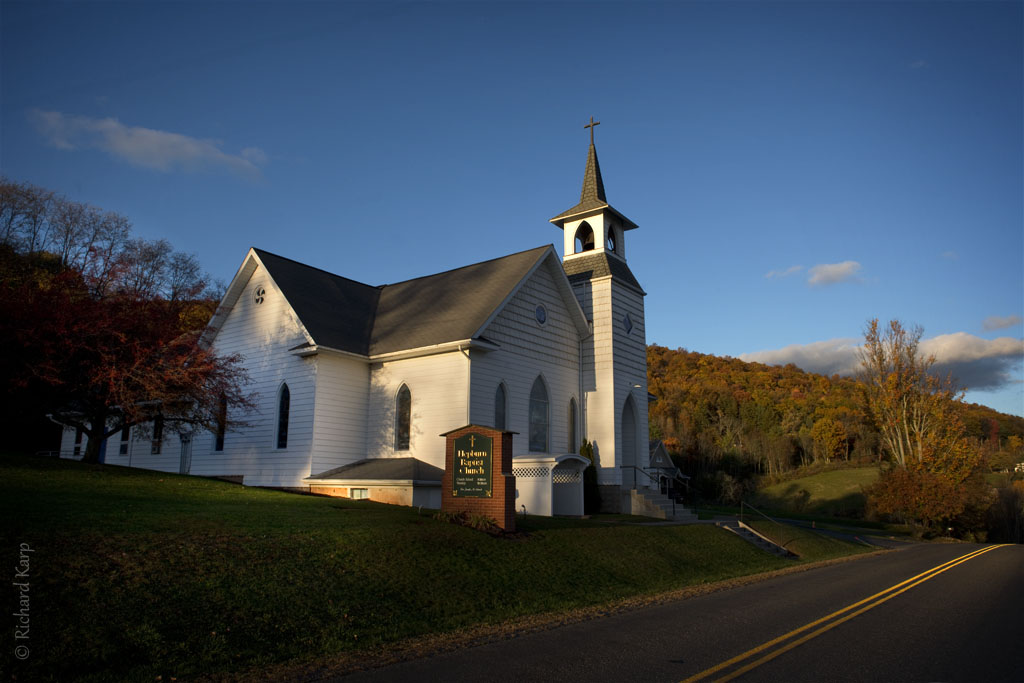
574,221,595,253
494,383,507,431
214,394,227,452
277,384,290,449
529,376,549,452
568,397,578,453
606,226,616,252
395,384,411,450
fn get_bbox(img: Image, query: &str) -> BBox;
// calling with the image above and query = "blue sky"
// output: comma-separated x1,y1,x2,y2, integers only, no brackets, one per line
2,1,1022,415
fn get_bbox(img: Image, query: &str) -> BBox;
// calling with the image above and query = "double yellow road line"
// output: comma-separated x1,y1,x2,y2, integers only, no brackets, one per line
682,544,1010,683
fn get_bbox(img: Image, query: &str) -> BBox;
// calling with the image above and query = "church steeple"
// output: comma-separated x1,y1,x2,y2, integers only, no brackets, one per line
582,117,607,196
551,118,637,261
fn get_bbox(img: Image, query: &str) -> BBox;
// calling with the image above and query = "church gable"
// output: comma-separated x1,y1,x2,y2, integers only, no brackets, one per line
371,246,553,355
479,254,587,363
252,249,380,356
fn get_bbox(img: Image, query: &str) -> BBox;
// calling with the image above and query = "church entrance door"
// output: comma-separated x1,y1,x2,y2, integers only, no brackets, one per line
622,395,637,488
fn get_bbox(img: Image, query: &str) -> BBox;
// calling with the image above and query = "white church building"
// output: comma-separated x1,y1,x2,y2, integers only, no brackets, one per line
59,134,662,516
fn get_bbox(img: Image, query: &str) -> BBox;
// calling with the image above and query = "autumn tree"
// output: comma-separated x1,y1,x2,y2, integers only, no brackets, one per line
858,319,986,528
0,177,250,461
811,417,846,462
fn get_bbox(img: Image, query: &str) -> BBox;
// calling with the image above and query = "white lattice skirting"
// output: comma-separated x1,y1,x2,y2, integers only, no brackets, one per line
552,469,581,484
513,466,550,479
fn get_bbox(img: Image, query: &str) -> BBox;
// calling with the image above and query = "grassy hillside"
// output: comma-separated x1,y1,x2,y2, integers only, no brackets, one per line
0,454,868,681
750,467,880,517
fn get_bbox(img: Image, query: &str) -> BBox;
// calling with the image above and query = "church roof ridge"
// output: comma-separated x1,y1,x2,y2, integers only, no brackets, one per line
247,244,571,359
379,244,551,289
252,247,382,291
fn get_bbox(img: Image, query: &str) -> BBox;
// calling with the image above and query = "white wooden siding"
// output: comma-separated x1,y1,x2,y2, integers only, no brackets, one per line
472,258,581,458
309,353,370,475
187,266,316,487
611,282,650,481
366,351,468,471
573,274,649,486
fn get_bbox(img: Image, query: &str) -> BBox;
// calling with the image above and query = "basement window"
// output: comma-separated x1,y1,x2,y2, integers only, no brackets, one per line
350,488,369,500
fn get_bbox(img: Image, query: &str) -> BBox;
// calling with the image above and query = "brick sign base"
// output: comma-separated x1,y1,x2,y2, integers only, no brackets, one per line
441,425,515,532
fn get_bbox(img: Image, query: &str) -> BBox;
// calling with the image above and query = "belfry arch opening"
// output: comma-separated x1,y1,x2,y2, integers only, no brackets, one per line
574,222,595,253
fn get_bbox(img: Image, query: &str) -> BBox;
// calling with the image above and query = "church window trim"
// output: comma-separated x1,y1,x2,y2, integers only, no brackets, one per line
623,313,633,334
276,383,290,450
494,382,508,431
119,425,131,456
395,383,411,451
535,304,547,326
568,397,578,453
253,285,266,305
528,375,550,453
606,226,617,252
214,393,227,452
151,415,164,455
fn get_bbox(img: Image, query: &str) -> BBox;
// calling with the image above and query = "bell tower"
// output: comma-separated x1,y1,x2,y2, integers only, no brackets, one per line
551,119,649,512
552,117,639,263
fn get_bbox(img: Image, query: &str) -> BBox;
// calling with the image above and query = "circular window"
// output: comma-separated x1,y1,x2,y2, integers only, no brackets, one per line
253,286,266,305
623,314,633,334
535,305,547,325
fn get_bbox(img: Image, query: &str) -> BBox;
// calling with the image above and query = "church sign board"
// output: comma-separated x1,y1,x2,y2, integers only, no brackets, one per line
441,425,515,531
452,432,492,498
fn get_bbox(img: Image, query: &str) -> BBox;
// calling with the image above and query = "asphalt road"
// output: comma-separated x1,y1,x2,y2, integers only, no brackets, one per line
338,543,1023,683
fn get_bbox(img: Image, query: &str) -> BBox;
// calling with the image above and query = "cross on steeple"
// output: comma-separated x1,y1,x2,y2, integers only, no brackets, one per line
584,116,600,145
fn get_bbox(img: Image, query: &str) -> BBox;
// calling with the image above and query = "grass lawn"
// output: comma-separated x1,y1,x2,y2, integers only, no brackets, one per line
2,454,866,681
751,467,881,517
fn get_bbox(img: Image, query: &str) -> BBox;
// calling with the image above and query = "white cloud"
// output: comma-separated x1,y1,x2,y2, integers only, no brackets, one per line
28,109,265,179
807,261,862,287
741,333,1024,392
982,315,1022,331
765,265,803,279
740,338,862,377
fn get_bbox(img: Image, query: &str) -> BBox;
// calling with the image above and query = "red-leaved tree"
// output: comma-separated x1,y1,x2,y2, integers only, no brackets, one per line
0,178,253,461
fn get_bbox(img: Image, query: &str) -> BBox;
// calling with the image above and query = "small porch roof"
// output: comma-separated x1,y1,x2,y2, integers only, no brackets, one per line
306,457,444,485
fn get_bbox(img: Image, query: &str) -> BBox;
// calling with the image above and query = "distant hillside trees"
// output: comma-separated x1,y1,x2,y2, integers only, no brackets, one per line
647,342,1023,510
0,177,253,460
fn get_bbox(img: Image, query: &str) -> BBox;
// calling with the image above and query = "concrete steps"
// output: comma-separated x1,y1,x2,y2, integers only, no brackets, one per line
629,489,698,522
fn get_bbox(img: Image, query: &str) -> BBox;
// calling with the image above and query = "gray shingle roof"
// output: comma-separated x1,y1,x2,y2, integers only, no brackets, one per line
254,249,380,355
551,143,608,221
307,457,444,482
562,252,645,293
550,143,637,230
254,245,552,357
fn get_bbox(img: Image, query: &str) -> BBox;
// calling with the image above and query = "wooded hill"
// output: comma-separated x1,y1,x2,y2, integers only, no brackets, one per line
647,344,1024,483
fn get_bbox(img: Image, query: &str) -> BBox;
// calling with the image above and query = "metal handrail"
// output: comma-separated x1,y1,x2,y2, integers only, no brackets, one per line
621,465,676,517
740,501,798,550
